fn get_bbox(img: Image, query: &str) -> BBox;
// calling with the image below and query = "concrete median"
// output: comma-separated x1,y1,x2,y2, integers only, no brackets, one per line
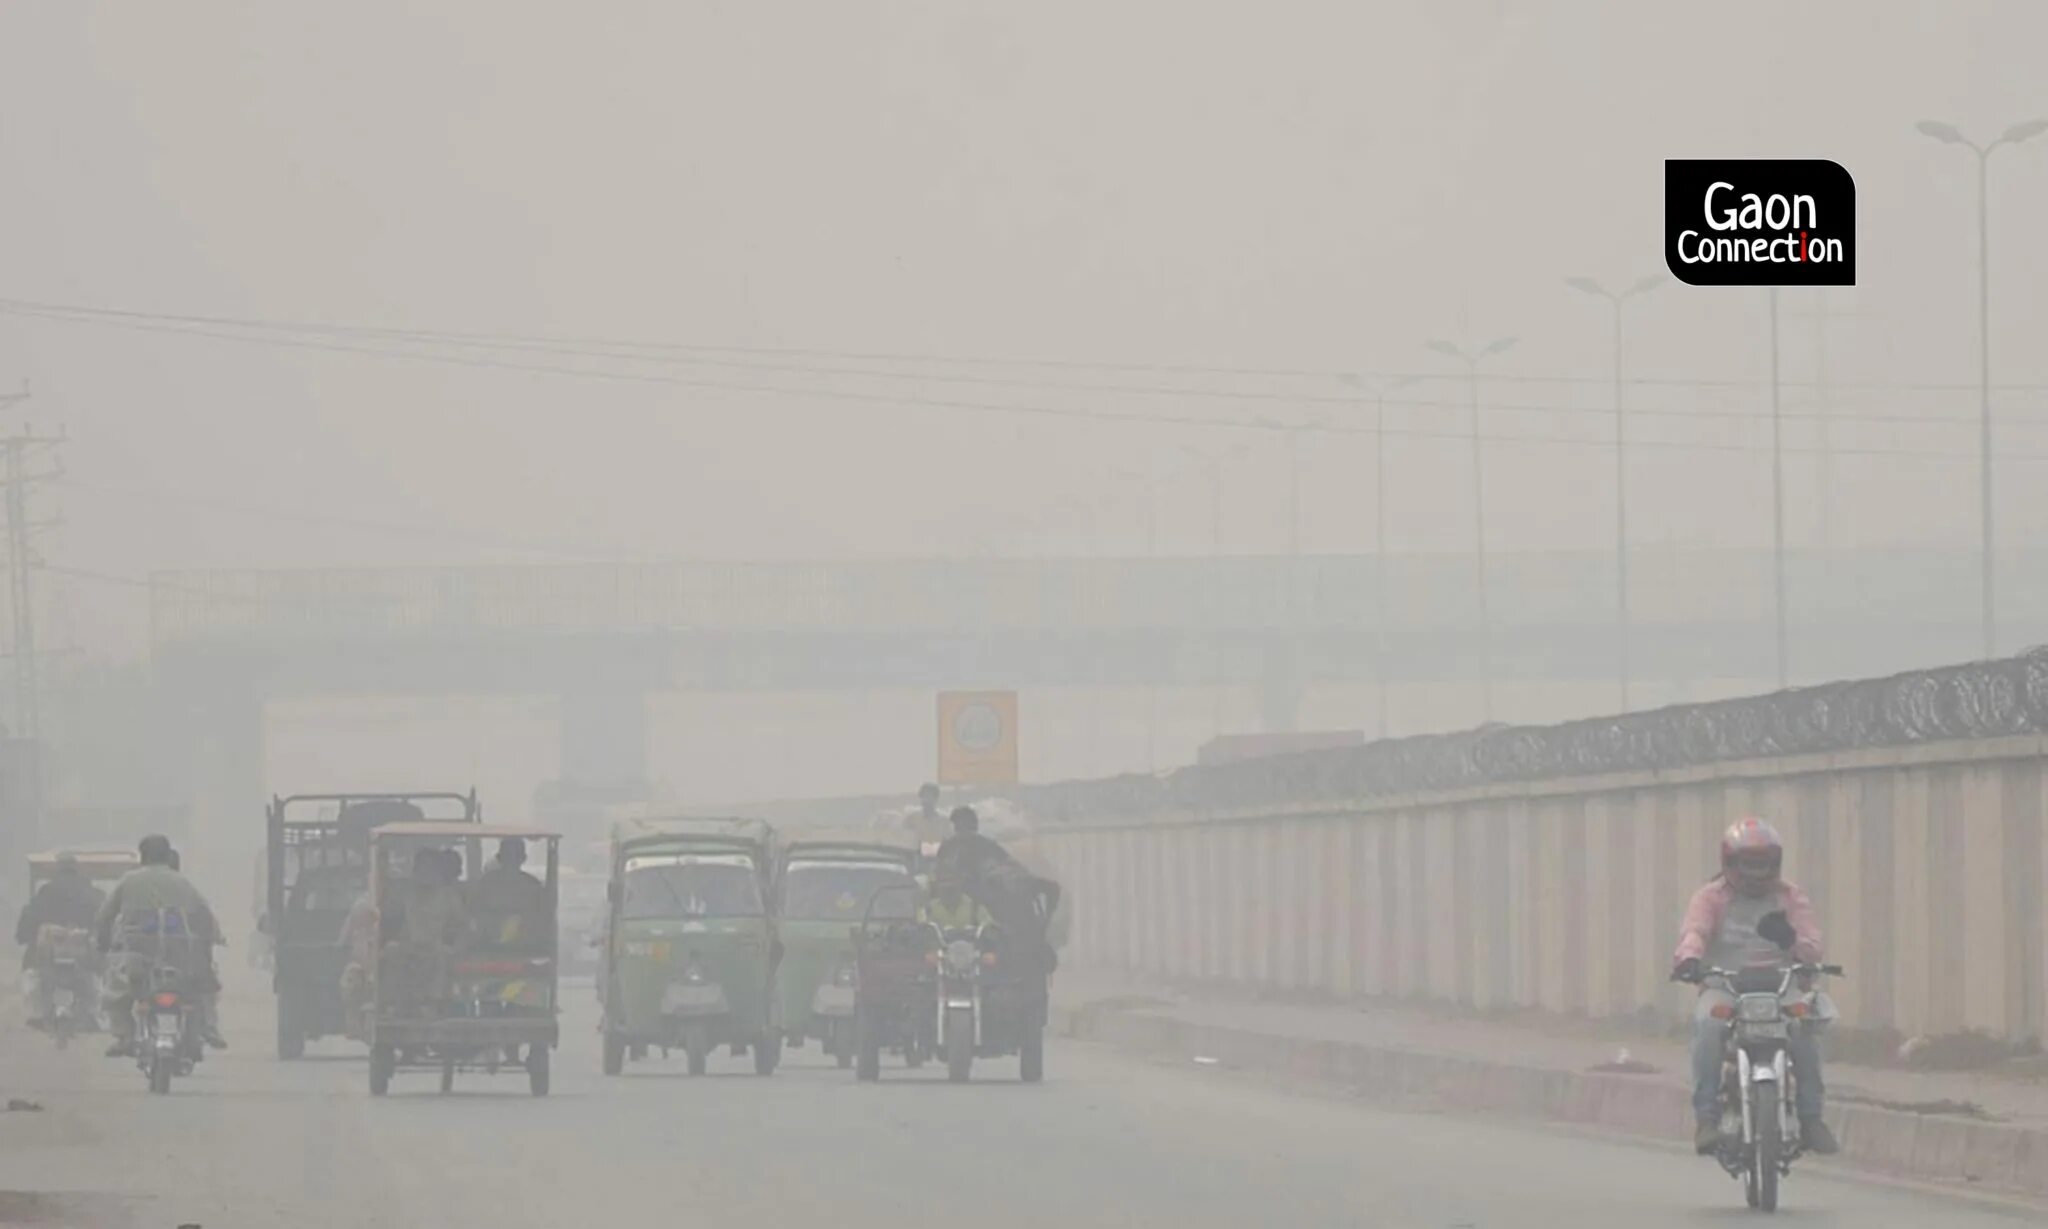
1053,993,2048,1201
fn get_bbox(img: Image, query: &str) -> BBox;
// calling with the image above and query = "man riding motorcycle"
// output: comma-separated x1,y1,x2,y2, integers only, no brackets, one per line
1671,818,1837,1156
95,835,227,1056
934,807,1060,976
14,852,106,1026
922,878,992,931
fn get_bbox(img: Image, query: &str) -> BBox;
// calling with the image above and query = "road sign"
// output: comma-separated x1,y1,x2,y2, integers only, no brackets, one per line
937,691,1018,785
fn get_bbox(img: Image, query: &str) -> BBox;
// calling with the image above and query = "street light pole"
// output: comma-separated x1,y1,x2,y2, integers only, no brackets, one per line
1568,274,1663,712
1425,335,1516,725
1369,376,1414,740
1183,443,1251,739
1916,116,2048,660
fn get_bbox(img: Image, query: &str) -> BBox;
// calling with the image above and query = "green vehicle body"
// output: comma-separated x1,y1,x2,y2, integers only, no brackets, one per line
266,791,480,1061
600,817,783,1076
772,835,920,1062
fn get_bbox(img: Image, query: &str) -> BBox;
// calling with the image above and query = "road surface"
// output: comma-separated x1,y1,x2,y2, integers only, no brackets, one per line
0,981,2028,1228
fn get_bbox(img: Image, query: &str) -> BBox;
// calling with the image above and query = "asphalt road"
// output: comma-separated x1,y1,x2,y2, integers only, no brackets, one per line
0,980,2030,1229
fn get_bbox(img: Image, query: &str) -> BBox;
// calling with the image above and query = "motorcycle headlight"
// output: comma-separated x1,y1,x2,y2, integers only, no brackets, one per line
945,939,979,973
832,962,856,987
682,962,707,985
1737,994,1781,1022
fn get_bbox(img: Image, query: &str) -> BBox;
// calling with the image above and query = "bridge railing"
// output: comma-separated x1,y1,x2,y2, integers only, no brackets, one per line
1022,648,2048,823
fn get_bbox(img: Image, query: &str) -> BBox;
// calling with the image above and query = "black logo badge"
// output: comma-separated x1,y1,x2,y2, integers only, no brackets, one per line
1664,160,1855,286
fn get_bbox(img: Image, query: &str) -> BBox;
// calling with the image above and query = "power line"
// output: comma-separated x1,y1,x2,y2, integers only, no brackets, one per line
11,302,2048,463
9,297,2048,409
53,478,638,562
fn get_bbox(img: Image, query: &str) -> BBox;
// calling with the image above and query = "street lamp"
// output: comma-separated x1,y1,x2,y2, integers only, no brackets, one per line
1915,116,2048,660
1567,273,1664,712
1424,335,1516,724
1107,464,1161,769
1348,374,1416,740
1181,442,1256,738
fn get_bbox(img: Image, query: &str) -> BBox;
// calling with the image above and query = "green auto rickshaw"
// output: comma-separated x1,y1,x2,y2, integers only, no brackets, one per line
772,830,920,1067
599,817,782,1077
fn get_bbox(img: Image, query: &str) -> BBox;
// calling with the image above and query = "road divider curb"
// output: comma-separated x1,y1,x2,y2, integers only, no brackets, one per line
1053,999,2048,1201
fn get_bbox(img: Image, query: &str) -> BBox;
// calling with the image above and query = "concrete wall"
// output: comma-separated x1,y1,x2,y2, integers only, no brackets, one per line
1036,736,2048,1044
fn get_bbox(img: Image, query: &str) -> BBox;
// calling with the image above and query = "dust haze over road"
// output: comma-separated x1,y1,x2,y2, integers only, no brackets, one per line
0,984,2028,1229
3,3,2048,1226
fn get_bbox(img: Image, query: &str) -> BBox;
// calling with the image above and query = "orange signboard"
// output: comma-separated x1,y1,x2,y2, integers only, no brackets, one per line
936,691,1019,785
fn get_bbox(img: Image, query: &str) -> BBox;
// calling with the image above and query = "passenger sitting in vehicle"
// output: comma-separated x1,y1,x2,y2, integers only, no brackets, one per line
381,847,469,1015
467,838,547,951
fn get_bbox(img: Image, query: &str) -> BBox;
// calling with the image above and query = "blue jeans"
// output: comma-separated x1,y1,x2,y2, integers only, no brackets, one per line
1691,989,1824,1122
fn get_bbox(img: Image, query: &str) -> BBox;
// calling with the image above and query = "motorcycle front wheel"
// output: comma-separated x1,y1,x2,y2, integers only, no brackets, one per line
945,1007,974,1084
1748,1083,1782,1212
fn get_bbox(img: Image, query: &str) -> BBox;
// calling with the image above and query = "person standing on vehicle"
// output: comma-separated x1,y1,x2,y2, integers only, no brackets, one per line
905,783,951,857
94,835,226,1056
1671,818,1836,1156
14,852,106,1024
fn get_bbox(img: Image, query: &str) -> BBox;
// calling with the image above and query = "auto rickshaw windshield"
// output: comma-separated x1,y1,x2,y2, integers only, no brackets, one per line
620,854,762,920
784,860,917,922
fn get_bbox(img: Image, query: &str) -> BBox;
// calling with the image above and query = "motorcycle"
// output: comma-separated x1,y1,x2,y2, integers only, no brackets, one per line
934,923,1045,1084
1679,960,1842,1212
132,964,204,1094
41,927,100,1048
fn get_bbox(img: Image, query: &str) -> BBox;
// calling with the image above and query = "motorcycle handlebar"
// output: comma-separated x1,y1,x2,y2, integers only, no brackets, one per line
1674,961,1845,986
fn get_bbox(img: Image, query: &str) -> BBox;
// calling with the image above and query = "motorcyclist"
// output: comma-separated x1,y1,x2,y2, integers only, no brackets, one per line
922,877,992,931
164,843,229,1048
14,852,106,1025
94,835,226,1056
1671,818,1837,1156
935,807,1061,976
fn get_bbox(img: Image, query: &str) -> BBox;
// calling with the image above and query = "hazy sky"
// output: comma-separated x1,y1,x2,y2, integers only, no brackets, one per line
6,2,2048,799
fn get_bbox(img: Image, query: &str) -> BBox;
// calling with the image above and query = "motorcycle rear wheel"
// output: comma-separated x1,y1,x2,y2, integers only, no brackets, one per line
147,1054,172,1095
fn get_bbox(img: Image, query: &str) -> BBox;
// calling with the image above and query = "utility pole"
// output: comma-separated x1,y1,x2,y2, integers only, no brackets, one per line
1778,291,1873,619
1915,116,2048,659
1769,288,1788,690
1363,375,1414,741
0,389,63,855
1424,335,1517,725
1567,275,1662,713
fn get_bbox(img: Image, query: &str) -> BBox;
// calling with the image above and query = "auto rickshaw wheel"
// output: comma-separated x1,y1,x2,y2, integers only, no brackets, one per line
277,1000,304,1060
602,1030,625,1077
1019,1026,1044,1084
753,1033,781,1076
369,1044,394,1096
854,1010,882,1081
527,1044,551,1096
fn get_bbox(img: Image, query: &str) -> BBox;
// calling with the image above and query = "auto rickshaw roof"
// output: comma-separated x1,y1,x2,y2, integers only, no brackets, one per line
778,826,917,860
609,816,774,848
28,847,139,869
370,822,561,841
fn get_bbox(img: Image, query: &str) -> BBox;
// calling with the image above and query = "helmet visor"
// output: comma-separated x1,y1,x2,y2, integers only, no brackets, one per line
1729,848,1781,885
